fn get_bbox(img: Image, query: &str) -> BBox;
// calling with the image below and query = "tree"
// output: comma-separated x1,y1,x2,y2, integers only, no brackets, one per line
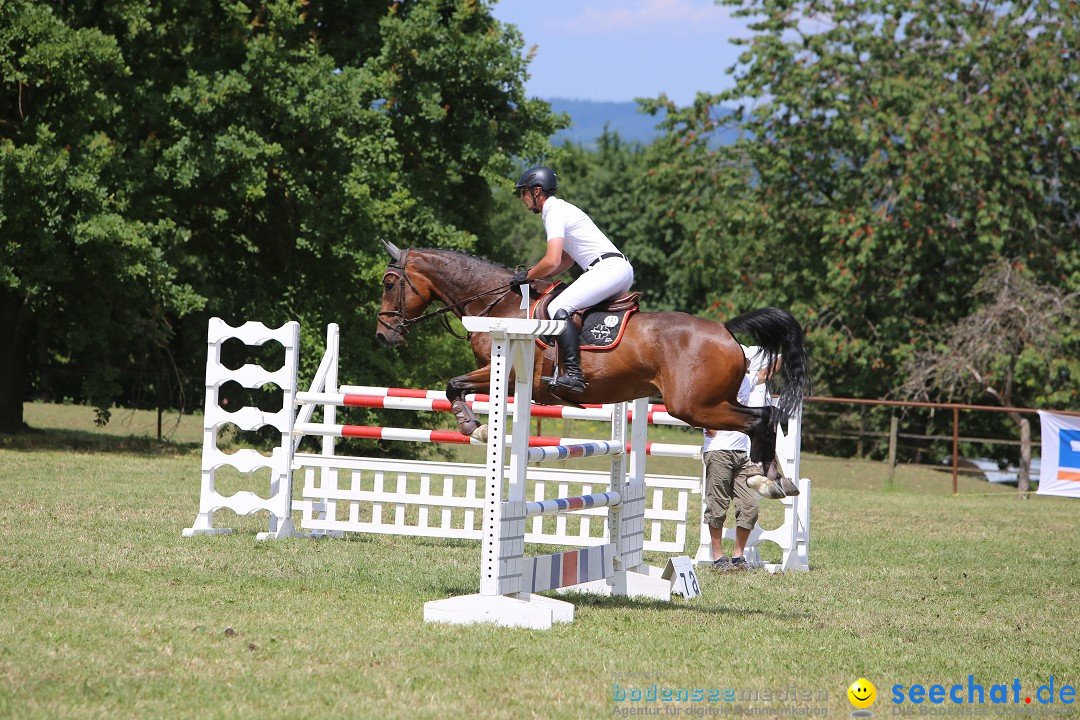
648,0,1080,401
0,0,561,436
899,258,1079,492
0,1,202,432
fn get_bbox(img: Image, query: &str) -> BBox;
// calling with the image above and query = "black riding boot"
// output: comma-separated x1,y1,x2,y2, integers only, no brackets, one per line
544,309,586,394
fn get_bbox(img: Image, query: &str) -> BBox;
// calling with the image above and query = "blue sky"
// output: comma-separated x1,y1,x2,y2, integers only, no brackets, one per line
489,0,753,105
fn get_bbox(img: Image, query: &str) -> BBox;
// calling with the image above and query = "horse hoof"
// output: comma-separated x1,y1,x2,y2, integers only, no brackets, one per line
451,399,481,436
779,476,801,496
470,424,489,443
747,474,786,500
763,482,786,500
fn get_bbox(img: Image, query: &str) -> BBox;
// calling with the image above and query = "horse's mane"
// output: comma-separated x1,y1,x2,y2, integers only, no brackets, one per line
412,247,512,274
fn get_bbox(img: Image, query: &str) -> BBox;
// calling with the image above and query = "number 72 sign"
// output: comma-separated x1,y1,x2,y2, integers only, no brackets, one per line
662,556,701,599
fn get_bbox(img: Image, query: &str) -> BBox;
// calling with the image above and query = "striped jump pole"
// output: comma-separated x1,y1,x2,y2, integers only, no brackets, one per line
525,440,623,463
294,422,480,445
317,387,689,427
292,422,701,459
524,491,621,517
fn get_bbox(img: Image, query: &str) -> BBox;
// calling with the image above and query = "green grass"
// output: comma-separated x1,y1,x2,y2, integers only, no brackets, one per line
2,403,1078,719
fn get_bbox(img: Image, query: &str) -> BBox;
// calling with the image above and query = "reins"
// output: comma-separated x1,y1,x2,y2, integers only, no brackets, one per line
377,250,516,340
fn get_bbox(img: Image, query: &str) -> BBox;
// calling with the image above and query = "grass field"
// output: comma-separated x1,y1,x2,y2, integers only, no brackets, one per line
2,403,1079,719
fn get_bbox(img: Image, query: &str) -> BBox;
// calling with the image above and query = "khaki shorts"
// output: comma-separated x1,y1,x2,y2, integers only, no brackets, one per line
703,449,760,530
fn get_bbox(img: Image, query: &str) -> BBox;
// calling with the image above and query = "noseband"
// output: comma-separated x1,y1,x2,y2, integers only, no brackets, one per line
377,249,516,339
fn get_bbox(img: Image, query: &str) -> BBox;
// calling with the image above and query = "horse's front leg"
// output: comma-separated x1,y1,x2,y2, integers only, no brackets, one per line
447,366,491,440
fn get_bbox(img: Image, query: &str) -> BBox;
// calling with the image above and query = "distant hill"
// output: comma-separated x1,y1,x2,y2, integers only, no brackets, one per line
547,98,738,148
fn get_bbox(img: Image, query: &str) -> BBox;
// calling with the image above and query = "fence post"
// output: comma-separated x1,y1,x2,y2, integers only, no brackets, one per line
857,406,866,459
886,416,898,487
952,407,959,495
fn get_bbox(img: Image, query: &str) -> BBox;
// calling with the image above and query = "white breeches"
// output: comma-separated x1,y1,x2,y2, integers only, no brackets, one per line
548,258,635,316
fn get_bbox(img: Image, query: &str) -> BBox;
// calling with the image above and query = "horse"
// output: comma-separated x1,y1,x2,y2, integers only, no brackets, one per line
375,241,811,498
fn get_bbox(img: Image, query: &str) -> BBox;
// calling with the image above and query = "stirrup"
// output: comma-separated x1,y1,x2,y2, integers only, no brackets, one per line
543,373,586,394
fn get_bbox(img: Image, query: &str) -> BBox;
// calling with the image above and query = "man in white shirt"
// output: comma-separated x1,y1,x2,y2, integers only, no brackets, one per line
702,345,779,571
509,166,635,394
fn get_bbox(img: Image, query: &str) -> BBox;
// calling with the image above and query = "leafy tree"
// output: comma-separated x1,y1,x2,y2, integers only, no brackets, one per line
899,258,1079,491
0,0,560,438
648,0,1080,402
0,1,203,432
634,98,758,316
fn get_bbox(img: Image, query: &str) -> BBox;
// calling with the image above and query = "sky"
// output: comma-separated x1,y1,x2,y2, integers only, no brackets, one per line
488,0,754,105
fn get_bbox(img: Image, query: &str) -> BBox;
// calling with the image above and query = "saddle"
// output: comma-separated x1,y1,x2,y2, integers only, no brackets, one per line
530,283,640,351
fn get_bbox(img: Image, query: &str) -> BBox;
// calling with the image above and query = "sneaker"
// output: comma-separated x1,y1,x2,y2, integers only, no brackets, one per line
729,556,749,571
711,556,734,571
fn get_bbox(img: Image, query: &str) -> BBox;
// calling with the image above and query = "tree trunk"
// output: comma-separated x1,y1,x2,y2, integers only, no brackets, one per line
0,288,34,433
1015,413,1032,499
36,321,54,401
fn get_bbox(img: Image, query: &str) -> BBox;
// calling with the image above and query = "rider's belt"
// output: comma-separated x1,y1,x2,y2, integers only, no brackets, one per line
588,253,625,268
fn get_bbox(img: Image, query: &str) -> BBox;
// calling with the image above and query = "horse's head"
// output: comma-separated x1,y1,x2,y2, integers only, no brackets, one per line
376,242,523,347
375,240,435,347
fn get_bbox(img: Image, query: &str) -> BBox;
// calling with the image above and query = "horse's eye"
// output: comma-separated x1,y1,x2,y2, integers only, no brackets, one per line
383,281,395,292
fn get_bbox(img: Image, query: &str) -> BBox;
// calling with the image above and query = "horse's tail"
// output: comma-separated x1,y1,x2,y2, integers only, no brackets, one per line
724,307,812,424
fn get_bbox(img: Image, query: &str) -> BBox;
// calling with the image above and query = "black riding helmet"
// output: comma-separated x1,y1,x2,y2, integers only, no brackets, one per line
514,166,558,195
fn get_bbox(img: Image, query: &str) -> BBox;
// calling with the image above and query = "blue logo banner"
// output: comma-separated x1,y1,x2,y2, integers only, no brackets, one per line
1060,429,1080,470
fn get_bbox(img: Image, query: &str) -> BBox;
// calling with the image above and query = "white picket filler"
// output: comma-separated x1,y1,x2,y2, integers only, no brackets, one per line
693,407,811,572
424,315,670,630
183,318,300,540
290,323,698,553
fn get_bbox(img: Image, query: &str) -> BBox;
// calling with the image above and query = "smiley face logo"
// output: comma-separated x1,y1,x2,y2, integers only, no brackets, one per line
847,678,877,709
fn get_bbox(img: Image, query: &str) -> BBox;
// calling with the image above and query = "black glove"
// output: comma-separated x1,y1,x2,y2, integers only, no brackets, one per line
509,269,530,288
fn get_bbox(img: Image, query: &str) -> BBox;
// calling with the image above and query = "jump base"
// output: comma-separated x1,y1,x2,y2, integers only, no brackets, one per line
424,593,575,630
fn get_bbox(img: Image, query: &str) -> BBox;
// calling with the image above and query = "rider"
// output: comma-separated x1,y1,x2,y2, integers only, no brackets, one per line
509,166,634,394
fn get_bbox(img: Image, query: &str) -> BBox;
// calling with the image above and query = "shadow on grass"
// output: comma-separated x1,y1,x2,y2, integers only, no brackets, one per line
422,584,807,622
558,591,807,620
0,425,200,456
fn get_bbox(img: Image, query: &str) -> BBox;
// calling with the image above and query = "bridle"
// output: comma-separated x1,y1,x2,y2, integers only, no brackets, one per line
377,249,517,340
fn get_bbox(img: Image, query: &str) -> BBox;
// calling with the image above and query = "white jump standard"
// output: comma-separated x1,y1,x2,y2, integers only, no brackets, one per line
423,315,671,630
183,318,300,540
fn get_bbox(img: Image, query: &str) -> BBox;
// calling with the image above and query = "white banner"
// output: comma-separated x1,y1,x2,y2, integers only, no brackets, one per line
1036,411,1080,499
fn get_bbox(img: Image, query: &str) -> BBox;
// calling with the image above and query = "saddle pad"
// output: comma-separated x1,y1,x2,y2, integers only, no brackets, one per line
535,306,637,351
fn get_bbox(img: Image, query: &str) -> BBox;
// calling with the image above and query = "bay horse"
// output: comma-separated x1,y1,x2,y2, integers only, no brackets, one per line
375,241,811,498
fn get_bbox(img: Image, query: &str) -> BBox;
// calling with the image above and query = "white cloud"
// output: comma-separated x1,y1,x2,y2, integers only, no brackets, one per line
553,0,746,37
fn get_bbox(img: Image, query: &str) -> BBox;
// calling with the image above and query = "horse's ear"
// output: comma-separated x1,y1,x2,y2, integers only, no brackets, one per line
381,239,402,262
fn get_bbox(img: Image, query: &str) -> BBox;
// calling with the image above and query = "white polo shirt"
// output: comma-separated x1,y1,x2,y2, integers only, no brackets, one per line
541,196,622,270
